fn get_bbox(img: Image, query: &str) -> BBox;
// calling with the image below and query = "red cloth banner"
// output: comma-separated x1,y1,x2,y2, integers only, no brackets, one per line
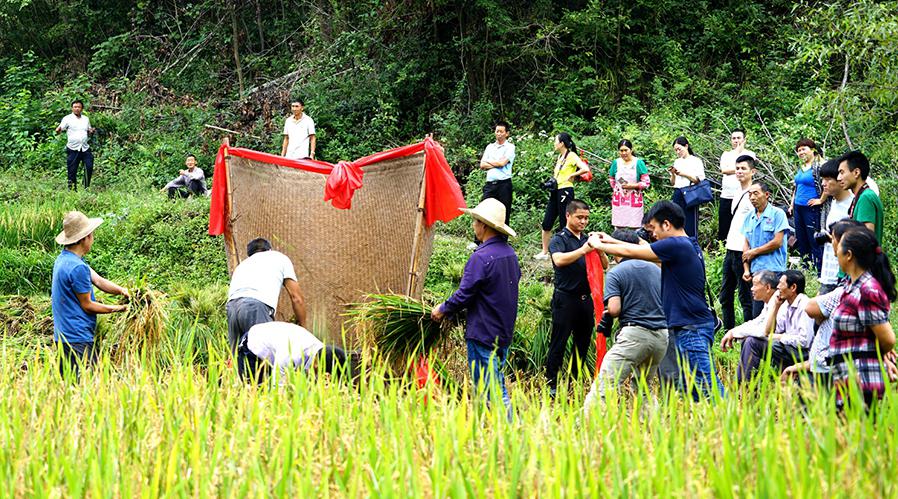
585,250,607,374
208,137,466,236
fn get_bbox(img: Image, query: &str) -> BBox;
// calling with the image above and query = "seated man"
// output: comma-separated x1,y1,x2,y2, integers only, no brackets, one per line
163,154,206,198
720,270,780,350
736,270,813,382
238,321,347,383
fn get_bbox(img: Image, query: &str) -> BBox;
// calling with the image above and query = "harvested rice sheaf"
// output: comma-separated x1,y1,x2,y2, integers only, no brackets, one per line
346,293,453,365
110,286,168,363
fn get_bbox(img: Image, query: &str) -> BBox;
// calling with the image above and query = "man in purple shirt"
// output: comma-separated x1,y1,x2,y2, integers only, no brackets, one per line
432,198,521,417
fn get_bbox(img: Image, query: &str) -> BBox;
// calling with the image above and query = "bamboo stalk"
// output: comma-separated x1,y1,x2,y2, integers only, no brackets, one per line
405,162,428,297
222,137,241,270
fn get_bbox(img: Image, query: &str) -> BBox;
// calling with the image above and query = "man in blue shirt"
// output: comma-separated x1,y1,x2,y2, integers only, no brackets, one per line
592,201,724,401
741,181,789,317
432,198,520,417
52,211,129,378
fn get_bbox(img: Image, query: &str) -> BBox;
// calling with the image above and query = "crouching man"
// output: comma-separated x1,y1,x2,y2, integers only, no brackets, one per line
736,270,813,382
583,229,668,411
238,321,348,383
162,154,207,199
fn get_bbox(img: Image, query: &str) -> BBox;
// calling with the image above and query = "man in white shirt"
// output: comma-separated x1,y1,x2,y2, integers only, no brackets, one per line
55,100,95,190
736,270,813,382
281,98,316,160
238,321,347,383
719,155,757,329
817,159,853,294
718,129,756,241
720,270,779,351
226,238,307,375
162,154,207,198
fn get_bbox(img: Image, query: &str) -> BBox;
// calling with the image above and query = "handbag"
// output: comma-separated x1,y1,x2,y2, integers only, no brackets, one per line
681,179,713,208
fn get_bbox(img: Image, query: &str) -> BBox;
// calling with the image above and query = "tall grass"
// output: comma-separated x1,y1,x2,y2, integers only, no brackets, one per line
0,344,895,496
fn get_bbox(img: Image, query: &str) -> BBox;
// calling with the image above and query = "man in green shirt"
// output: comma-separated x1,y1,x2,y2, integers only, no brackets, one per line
838,150,883,242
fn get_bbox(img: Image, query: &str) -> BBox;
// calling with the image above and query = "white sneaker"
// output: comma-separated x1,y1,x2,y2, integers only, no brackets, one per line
466,242,479,250
533,252,549,261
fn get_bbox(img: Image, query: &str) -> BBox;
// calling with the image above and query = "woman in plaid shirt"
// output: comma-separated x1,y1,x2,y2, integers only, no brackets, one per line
828,227,897,408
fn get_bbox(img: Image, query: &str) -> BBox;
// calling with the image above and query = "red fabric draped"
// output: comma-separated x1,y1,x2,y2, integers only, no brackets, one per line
208,137,466,235
585,251,607,374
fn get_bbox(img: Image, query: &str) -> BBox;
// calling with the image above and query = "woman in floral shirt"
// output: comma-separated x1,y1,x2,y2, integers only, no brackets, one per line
828,227,897,408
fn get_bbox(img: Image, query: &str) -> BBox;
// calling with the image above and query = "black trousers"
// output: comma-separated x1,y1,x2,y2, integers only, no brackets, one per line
719,249,754,330
482,179,512,224
168,179,206,199
718,198,733,241
542,187,575,232
66,148,94,189
737,336,808,383
545,290,594,389
57,341,97,380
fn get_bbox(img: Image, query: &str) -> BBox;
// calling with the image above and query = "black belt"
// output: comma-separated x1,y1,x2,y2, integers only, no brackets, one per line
486,178,512,185
620,321,664,330
555,289,590,301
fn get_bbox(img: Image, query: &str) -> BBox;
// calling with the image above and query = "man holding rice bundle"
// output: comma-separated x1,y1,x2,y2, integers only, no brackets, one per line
51,211,130,378
432,198,521,418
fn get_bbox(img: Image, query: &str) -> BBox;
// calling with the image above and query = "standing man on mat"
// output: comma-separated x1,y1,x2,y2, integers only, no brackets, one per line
281,97,316,160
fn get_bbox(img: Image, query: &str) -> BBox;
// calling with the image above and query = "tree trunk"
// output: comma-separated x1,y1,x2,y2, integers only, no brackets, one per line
231,1,245,96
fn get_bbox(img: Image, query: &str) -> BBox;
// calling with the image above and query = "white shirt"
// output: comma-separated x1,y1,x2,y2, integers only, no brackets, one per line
672,156,705,188
247,322,324,375
719,149,756,199
480,141,515,182
283,113,316,159
819,193,854,285
227,250,298,309
58,113,91,151
725,185,754,251
866,177,880,196
730,296,775,339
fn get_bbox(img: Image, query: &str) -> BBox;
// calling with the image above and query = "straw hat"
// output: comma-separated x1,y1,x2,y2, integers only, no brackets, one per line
460,198,516,238
55,211,103,245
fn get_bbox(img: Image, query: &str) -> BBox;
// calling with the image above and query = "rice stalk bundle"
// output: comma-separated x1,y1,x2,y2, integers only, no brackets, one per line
346,293,451,365
111,285,168,363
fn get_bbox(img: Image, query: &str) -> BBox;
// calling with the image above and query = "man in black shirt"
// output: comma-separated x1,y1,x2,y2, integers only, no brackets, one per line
545,199,607,394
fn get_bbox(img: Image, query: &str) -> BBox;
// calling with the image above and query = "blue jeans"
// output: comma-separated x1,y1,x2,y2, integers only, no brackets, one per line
467,339,512,419
671,323,725,401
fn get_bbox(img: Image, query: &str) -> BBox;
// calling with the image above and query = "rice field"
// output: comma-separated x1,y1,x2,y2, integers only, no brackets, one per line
0,332,896,497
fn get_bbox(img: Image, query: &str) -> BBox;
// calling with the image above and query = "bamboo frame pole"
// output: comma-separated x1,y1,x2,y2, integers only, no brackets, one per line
222,136,241,271
405,163,428,296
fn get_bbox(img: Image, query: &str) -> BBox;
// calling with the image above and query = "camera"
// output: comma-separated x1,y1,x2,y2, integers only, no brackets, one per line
542,177,558,191
636,227,654,243
596,311,614,336
813,230,832,245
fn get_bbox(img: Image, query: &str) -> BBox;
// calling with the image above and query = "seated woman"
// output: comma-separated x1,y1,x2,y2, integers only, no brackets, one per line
236,321,348,384
826,227,897,409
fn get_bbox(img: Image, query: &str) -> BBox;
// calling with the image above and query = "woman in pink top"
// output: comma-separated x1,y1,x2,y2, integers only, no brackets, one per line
608,139,650,229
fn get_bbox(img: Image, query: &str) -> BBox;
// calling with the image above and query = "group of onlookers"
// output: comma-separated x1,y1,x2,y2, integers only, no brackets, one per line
51,102,894,414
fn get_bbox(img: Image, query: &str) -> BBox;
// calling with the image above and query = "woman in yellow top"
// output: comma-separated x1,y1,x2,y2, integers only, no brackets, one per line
535,133,590,260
